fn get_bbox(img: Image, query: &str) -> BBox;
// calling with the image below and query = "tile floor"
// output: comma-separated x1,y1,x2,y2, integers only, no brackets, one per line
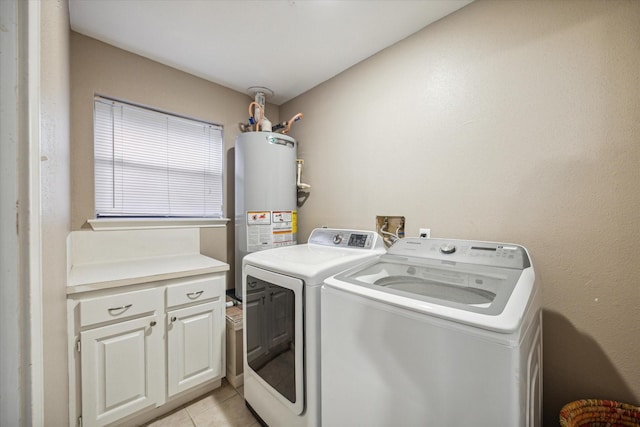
145,380,259,427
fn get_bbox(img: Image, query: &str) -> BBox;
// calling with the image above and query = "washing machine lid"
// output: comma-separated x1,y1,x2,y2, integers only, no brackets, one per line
326,238,537,332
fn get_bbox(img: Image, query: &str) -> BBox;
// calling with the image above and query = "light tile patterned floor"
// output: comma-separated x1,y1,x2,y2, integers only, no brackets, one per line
145,380,259,427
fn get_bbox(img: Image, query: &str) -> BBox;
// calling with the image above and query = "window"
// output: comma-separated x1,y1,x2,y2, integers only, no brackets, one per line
94,96,223,219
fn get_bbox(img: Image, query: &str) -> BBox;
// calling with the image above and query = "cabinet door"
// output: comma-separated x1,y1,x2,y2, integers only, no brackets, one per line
167,301,222,397
81,314,163,427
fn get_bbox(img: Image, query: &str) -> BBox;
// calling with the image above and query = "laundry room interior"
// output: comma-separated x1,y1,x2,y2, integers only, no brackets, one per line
4,0,639,426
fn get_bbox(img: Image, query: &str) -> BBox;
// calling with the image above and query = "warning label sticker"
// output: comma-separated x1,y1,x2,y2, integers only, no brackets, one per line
247,211,271,225
246,210,297,252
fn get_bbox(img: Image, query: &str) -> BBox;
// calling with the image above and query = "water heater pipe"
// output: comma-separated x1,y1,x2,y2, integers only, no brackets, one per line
283,113,303,134
248,102,264,132
296,159,311,190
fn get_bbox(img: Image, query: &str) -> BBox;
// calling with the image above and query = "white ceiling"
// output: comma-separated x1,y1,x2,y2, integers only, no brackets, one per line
69,0,472,105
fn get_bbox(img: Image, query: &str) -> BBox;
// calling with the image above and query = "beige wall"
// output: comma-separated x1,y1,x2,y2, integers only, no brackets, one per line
41,0,71,424
281,0,640,423
70,32,279,276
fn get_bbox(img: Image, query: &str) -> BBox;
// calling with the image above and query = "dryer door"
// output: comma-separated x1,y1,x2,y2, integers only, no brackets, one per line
243,265,304,415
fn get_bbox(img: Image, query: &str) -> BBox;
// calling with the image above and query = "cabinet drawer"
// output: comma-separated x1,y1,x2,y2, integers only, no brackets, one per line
166,275,223,309
80,287,161,328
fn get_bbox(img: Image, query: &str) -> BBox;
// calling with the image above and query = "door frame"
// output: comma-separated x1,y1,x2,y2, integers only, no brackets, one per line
0,0,43,425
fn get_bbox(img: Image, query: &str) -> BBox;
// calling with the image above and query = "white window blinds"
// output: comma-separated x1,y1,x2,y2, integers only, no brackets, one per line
94,97,224,218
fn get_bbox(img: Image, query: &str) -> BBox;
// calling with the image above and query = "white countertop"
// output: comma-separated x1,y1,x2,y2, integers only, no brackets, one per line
67,253,229,295
67,228,229,295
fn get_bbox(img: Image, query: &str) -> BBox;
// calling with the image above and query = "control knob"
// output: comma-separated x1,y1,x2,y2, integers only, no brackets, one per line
332,234,343,245
440,243,456,254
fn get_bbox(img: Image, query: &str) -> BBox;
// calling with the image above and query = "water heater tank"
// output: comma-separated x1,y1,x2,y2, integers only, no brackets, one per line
234,132,297,299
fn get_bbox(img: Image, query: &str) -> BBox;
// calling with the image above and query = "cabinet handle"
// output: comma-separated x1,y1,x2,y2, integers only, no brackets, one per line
107,304,132,314
150,321,157,327
171,316,177,322
186,290,204,299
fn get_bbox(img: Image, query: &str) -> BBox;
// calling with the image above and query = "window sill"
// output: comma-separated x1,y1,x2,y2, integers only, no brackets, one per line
87,217,230,231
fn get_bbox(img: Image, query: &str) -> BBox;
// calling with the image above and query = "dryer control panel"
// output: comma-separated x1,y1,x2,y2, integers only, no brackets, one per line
308,228,384,250
389,238,530,269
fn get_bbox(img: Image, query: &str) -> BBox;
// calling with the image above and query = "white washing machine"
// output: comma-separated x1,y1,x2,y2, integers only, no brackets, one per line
242,228,385,427
321,237,542,427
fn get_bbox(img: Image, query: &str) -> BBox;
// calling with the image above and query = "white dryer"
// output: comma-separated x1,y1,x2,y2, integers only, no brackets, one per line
321,237,542,427
242,228,385,427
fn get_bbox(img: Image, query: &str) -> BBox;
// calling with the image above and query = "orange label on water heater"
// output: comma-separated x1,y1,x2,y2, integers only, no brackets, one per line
246,210,296,252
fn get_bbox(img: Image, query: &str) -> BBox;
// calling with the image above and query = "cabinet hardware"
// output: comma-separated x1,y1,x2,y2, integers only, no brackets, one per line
150,321,157,327
186,290,204,299
107,304,132,314
76,340,81,353
171,316,177,322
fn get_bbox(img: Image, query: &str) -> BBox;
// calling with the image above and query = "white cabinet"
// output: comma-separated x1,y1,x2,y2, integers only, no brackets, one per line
81,314,164,427
68,273,226,427
72,287,165,427
166,275,225,397
167,302,221,396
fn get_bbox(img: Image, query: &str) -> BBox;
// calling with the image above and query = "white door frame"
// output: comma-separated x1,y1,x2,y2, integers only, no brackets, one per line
27,0,44,424
0,0,43,425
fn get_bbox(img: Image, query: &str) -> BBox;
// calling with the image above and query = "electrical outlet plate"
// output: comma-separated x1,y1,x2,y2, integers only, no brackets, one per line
376,216,405,247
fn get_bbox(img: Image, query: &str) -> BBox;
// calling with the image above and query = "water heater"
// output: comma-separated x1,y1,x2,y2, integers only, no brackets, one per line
235,132,298,299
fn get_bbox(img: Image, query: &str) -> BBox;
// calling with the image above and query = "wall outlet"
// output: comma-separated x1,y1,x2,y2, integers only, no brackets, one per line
376,216,405,247
419,228,431,238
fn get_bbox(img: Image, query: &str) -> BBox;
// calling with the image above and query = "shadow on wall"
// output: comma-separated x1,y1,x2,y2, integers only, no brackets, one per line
227,146,235,292
543,310,635,426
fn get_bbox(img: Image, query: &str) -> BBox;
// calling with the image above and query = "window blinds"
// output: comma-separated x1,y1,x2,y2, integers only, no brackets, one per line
94,97,224,218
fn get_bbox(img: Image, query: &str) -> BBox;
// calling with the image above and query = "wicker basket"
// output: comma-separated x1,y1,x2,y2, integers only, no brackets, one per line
560,399,640,426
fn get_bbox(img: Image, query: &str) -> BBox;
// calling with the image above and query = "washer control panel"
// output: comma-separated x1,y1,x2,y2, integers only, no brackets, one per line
308,228,383,250
390,238,530,269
